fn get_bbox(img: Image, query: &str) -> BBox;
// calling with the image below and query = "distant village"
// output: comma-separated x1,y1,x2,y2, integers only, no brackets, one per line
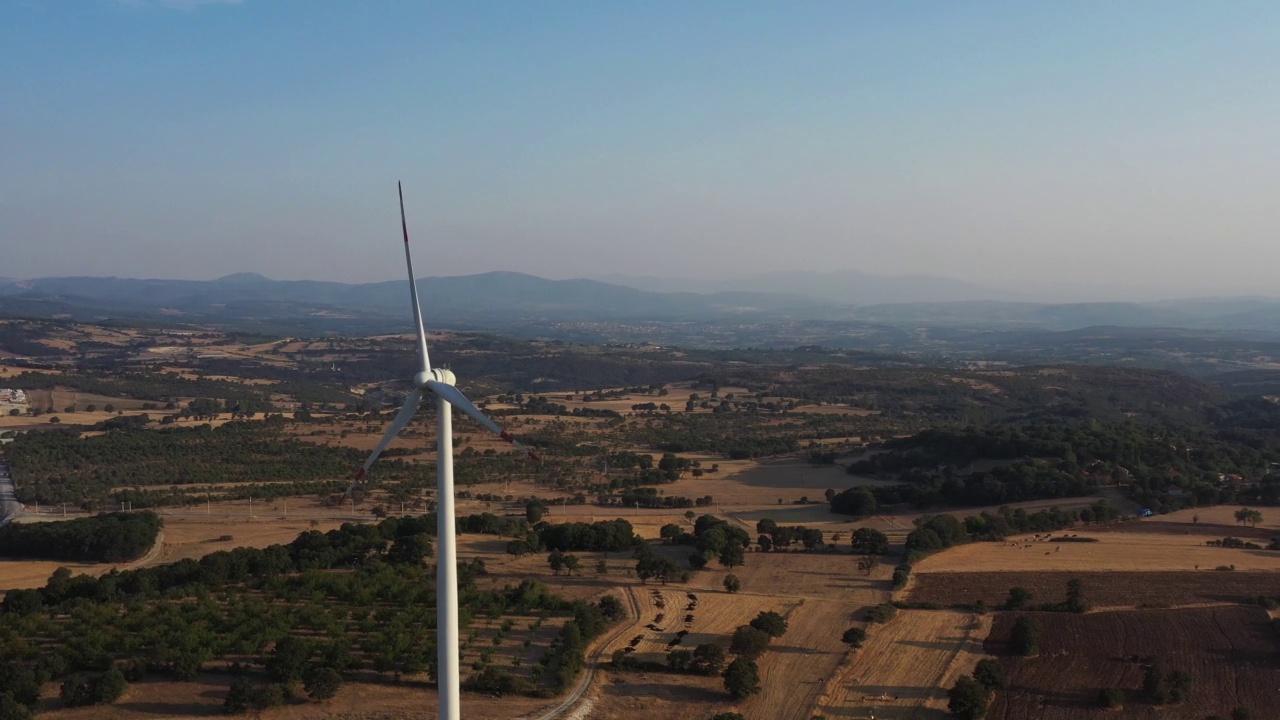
0,388,27,407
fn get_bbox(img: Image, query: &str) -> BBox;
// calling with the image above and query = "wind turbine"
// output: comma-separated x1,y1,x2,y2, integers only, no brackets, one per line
349,182,538,720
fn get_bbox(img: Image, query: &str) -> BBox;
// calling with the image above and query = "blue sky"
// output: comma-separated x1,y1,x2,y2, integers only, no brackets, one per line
2,1,1279,297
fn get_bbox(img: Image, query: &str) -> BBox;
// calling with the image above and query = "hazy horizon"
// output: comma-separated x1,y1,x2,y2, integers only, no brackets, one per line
4,1,1279,297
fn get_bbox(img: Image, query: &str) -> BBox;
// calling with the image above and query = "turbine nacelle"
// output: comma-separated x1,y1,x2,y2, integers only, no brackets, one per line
416,368,455,390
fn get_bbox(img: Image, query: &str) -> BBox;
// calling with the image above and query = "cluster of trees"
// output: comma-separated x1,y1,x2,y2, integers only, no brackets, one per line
0,511,161,563
628,412,802,459
0,516,592,715
720,611,789,700
901,503,1121,560
5,420,388,507
753,518,826,552
689,515,751,570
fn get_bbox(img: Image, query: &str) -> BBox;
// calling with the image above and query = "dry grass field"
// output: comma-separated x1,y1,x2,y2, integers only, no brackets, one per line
907,570,1280,609
816,610,992,720
985,606,1280,720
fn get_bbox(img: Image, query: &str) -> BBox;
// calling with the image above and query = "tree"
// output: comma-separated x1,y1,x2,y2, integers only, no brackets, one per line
596,559,608,575
841,627,866,648
750,611,788,638
723,658,761,700
1010,617,1040,656
267,636,311,683
224,678,254,714
1064,578,1088,613
667,649,693,672
1096,687,1123,708
304,667,342,701
857,555,879,576
710,714,746,720
1234,507,1262,527
0,695,32,720
718,541,745,569
691,643,727,675
1232,708,1253,720
851,527,890,555
562,554,582,576
660,523,684,543
729,625,771,660
1003,587,1031,610
947,675,990,720
548,550,566,575
972,659,1006,691
723,573,741,593
526,499,548,523
96,666,128,704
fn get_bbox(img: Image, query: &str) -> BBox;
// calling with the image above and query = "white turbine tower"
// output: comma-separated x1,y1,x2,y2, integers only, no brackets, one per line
350,182,538,720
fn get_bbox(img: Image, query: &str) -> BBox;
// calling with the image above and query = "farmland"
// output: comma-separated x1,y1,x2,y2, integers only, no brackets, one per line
906,570,1280,609
4,317,1280,719
816,610,993,719
985,607,1280,719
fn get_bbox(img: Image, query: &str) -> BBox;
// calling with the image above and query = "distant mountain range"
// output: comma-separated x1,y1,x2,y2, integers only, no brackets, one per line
3,271,1280,337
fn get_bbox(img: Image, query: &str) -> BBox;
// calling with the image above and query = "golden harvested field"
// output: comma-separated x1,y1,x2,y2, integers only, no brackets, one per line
912,531,1280,574
816,610,992,720
749,598,862,720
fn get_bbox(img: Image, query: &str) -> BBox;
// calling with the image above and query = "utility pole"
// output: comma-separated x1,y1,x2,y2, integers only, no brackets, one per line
249,497,253,518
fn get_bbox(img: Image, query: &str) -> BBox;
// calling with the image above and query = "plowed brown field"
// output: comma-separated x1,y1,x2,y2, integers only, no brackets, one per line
986,606,1280,719
906,570,1280,609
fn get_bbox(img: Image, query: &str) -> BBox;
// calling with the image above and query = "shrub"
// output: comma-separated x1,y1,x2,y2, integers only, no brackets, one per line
1010,616,1041,656
947,675,989,720
723,573,741,593
1097,687,1123,708
973,659,1005,691
841,627,867,648
866,604,897,624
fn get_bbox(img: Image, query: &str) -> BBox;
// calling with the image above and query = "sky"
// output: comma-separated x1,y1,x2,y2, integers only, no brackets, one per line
2,1,1279,299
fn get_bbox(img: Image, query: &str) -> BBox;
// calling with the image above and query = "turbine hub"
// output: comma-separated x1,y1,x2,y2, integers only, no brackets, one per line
430,368,456,386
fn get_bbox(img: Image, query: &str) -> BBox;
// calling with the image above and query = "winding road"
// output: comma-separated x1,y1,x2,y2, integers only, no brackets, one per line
529,584,642,720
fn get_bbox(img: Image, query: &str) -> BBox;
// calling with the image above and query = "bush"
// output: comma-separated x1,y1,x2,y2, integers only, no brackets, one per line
947,675,990,720
972,659,1005,691
1010,616,1041,656
891,563,912,589
866,604,897,624
723,573,741,593
0,695,31,720
304,667,342,701
841,627,867,648
1097,687,1123,708
224,678,254,714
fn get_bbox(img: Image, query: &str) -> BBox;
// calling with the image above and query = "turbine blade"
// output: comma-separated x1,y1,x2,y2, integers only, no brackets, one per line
399,182,431,373
426,380,540,461
346,389,423,495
